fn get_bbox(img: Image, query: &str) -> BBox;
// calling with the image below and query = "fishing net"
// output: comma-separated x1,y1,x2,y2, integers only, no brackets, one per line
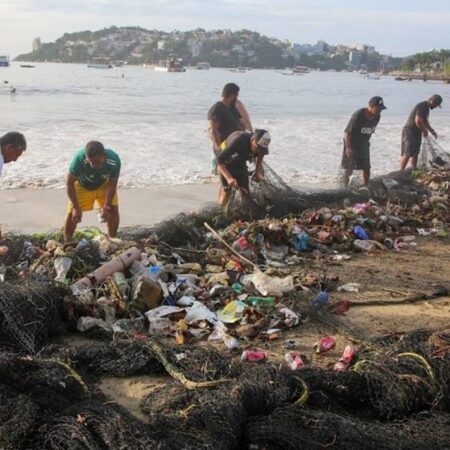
0,280,68,353
39,340,236,382
245,405,450,450
419,136,450,169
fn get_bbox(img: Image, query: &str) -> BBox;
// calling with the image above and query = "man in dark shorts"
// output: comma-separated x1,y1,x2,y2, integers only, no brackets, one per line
341,96,386,187
216,129,271,206
400,94,443,170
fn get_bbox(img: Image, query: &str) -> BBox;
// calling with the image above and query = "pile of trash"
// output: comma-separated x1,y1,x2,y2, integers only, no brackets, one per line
0,145,449,448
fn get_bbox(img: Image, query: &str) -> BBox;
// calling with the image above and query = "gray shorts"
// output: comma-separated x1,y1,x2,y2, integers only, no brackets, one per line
401,127,422,157
341,145,370,171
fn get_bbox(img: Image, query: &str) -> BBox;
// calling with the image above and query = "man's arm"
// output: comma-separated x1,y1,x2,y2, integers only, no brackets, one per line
66,174,82,222
236,100,253,131
217,164,238,189
253,153,265,181
208,119,222,150
344,132,353,157
424,118,437,138
415,116,431,137
104,178,118,209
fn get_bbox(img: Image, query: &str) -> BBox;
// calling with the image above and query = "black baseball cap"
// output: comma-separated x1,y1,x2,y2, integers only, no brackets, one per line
429,94,443,108
369,96,387,110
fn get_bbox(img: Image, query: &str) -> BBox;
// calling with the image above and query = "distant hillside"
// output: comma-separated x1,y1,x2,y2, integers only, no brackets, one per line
402,49,450,74
15,27,293,68
14,26,396,71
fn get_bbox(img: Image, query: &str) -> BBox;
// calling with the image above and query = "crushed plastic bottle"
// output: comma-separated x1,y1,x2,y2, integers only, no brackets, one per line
312,291,329,309
340,345,356,364
352,225,369,240
147,265,161,281
54,256,72,283
353,240,375,252
314,336,337,354
284,352,305,370
241,350,268,362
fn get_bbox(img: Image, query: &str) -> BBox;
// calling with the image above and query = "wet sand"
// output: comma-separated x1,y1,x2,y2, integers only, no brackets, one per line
0,184,217,234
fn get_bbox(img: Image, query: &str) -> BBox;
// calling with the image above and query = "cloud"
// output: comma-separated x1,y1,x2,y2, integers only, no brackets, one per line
1,0,449,57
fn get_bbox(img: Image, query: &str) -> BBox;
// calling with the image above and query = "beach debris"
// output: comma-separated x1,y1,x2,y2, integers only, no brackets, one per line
284,352,305,370
241,350,268,362
314,336,337,354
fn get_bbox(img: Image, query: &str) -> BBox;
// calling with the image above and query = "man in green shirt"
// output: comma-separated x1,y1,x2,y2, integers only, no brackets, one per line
64,141,121,242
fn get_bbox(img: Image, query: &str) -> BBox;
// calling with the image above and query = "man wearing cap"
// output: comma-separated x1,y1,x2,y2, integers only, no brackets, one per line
216,129,270,206
64,141,121,242
400,94,443,170
0,132,27,177
341,96,386,187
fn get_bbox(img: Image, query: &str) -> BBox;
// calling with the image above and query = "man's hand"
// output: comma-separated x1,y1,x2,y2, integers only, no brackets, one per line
252,172,264,182
345,147,353,158
71,207,82,223
227,178,239,189
431,130,438,139
101,206,112,221
422,129,429,137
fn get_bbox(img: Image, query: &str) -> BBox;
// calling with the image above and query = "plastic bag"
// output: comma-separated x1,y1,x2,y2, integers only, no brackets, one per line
242,271,294,297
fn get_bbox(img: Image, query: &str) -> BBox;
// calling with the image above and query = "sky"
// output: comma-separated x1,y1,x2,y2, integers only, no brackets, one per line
1,0,450,57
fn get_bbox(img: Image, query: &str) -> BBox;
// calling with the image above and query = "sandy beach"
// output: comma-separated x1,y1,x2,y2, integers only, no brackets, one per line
0,184,217,234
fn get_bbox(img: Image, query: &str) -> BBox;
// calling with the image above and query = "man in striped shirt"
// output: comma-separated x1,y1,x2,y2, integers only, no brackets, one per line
64,141,121,242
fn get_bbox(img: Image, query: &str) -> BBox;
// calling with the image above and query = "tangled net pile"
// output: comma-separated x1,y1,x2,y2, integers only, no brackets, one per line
1,138,450,449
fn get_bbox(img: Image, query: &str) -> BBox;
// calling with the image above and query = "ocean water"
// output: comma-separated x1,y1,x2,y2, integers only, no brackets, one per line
1,63,449,188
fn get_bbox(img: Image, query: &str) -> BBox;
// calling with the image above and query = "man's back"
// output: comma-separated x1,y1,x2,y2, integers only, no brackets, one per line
404,101,429,131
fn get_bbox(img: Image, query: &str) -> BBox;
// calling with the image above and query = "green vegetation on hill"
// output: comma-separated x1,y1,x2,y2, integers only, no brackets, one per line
402,49,450,73
15,26,397,71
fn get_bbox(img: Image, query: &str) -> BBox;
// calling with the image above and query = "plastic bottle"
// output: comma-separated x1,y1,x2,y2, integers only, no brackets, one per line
148,265,161,281
112,272,130,300
245,296,276,306
54,256,72,283
353,240,375,252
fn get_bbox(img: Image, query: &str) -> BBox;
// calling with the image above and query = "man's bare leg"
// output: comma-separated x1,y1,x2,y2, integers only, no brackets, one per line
362,169,370,187
107,206,120,238
399,154,409,171
411,155,418,169
64,214,77,242
219,189,231,207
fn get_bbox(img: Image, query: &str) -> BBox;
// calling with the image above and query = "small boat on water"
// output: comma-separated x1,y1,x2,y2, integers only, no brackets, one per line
0,54,9,67
154,57,186,72
87,63,113,69
20,64,35,68
364,74,380,80
395,76,407,81
229,67,247,73
293,65,310,74
196,62,211,70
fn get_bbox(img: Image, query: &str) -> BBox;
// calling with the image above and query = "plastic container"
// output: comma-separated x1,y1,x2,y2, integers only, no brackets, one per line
241,351,267,362
148,317,171,336
112,272,130,300
314,336,337,354
54,257,72,283
340,345,356,364
284,352,305,370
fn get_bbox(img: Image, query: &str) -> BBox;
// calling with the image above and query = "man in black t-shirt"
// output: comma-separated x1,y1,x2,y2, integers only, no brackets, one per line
207,83,243,151
400,94,443,170
341,96,386,187
216,129,270,206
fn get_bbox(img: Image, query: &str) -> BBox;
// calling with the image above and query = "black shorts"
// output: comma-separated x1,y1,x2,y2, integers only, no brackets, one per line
401,127,422,157
341,145,370,171
219,166,249,192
